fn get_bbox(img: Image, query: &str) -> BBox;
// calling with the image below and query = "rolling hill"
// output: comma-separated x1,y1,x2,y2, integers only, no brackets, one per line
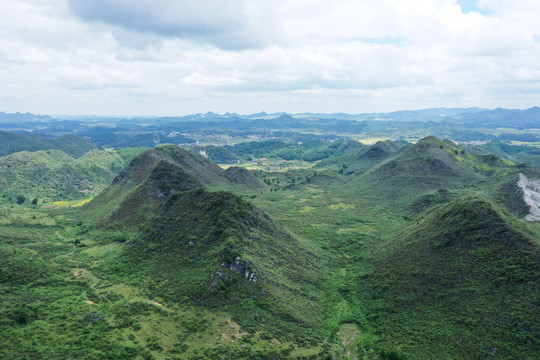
0,131,98,158
348,136,530,205
317,140,409,173
0,148,145,202
84,145,264,221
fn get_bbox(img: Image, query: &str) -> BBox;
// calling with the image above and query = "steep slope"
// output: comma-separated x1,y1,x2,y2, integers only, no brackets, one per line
358,196,540,359
124,189,326,335
517,173,540,221
85,145,264,222
495,172,538,218
82,145,324,337
0,131,98,158
407,188,455,214
111,144,229,186
353,140,408,162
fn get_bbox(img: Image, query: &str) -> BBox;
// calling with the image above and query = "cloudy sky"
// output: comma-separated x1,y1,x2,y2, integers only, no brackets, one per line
1,0,539,116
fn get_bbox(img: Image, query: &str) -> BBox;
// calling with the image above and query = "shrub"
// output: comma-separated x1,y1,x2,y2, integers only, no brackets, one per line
379,349,408,360
12,309,30,325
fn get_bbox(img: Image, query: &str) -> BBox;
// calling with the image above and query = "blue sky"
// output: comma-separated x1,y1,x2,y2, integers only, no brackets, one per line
0,0,539,116
457,0,488,14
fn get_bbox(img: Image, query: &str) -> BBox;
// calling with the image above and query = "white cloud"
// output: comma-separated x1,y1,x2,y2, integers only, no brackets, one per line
66,0,280,50
0,0,539,115
180,72,245,87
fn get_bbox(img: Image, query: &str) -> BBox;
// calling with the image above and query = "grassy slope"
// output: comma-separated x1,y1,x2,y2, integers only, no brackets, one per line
346,136,529,210
196,139,365,163
83,145,264,223
464,141,540,167
121,190,327,335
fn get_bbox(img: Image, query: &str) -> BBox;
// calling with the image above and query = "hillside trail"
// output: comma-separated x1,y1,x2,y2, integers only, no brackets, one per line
73,269,169,309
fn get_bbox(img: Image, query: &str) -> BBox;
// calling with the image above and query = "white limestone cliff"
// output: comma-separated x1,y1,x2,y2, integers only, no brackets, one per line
517,173,540,221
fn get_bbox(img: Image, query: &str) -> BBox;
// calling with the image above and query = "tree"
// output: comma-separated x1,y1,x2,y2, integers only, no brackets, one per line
32,198,38,206
16,195,25,205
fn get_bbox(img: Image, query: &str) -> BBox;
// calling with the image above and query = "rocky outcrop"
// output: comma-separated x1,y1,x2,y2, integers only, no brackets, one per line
517,173,540,221
210,257,258,288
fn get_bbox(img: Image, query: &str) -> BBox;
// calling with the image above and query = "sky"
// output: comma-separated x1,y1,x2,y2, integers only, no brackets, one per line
1,0,540,116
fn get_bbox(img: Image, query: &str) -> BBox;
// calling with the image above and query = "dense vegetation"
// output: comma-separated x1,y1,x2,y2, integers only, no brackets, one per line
1,126,539,359
358,197,539,359
0,147,146,202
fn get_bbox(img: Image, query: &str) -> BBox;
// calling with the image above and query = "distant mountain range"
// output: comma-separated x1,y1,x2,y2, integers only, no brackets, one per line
3,106,540,124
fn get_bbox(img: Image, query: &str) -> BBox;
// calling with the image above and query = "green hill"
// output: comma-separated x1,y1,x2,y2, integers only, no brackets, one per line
317,140,409,173
195,139,365,163
82,145,325,338
464,141,540,167
301,139,366,162
369,136,480,184
0,148,146,203
224,166,265,188
110,144,229,186
0,132,98,158
84,145,264,221
350,136,524,204
358,196,540,359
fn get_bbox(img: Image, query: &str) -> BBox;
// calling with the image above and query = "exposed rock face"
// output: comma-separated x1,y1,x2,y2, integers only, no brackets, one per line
517,173,540,221
210,257,258,287
223,257,258,283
